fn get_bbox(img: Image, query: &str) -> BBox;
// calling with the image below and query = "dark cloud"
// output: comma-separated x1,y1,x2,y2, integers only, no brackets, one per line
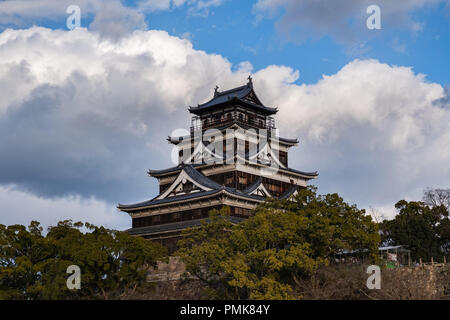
0,72,173,203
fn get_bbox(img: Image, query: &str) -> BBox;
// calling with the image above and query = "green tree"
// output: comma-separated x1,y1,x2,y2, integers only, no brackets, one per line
0,220,167,299
381,199,449,261
177,187,380,300
423,188,450,255
0,221,51,299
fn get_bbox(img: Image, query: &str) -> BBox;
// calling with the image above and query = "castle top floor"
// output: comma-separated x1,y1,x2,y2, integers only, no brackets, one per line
188,76,278,132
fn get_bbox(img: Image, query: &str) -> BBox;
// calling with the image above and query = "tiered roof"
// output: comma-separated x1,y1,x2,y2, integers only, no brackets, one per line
147,163,318,179
127,216,245,236
118,79,319,238
118,164,303,211
188,78,278,115
167,122,300,146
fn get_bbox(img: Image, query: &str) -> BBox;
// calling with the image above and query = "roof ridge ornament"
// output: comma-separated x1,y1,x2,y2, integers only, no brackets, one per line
247,75,253,88
214,85,219,97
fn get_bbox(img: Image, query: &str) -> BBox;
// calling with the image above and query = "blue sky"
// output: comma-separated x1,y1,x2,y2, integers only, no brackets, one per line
0,0,449,229
144,0,450,85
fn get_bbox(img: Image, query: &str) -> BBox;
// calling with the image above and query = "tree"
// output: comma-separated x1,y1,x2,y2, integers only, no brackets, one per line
0,220,167,299
0,221,51,299
423,188,450,213
423,189,450,256
381,199,449,261
177,186,380,300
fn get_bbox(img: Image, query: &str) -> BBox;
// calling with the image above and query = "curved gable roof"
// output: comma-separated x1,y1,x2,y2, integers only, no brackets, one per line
189,82,278,115
118,164,268,211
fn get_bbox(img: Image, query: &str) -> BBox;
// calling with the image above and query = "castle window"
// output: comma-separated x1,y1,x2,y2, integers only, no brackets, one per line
152,215,161,224
234,207,251,218
279,151,288,167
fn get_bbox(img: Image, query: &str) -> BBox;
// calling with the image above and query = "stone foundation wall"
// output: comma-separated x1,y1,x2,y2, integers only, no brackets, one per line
147,257,189,282
142,258,449,300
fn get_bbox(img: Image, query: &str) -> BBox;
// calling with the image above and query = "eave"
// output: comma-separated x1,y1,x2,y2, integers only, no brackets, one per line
189,96,278,116
118,188,264,212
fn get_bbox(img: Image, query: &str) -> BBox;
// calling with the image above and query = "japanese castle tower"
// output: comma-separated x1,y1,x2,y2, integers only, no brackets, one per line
118,77,318,249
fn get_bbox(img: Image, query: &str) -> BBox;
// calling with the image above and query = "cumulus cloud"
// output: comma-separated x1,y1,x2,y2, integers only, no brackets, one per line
254,0,446,43
0,27,251,206
1,26,449,227
433,86,450,108
251,60,450,217
89,1,148,41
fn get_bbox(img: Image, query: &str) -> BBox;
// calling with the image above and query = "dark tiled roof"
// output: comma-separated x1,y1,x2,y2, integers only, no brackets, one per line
242,177,263,194
148,165,182,176
224,186,266,201
168,125,298,147
183,164,222,190
119,165,265,210
127,216,246,236
148,163,203,176
148,162,318,179
118,189,222,210
278,137,299,144
200,85,249,108
282,167,318,178
279,185,298,200
189,83,277,115
120,163,317,211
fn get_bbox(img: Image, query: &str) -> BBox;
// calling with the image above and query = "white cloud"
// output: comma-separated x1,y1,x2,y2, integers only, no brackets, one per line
251,60,450,215
89,2,148,41
0,185,128,231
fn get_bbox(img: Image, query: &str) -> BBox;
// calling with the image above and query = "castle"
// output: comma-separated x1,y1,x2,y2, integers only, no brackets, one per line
118,77,318,250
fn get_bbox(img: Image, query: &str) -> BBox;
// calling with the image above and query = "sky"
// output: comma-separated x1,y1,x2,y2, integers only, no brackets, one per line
0,0,449,230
